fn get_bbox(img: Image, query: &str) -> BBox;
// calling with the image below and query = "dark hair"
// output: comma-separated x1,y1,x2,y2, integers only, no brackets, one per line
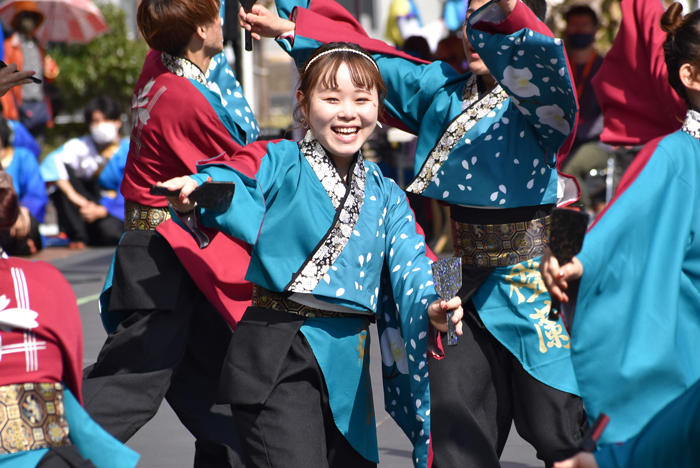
137,0,219,56
564,4,599,28
403,36,432,61
83,96,122,129
0,173,19,230
294,42,387,127
661,2,700,106
522,0,547,22
0,116,11,149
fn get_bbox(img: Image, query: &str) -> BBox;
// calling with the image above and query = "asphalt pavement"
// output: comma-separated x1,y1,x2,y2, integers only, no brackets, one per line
45,246,542,468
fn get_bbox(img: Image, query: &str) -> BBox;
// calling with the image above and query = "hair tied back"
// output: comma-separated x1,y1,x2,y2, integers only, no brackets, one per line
661,2,685,35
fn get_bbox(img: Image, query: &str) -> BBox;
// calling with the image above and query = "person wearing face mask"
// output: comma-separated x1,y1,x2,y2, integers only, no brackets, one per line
0,0,59,148
39,96,126,249
559,5,610,212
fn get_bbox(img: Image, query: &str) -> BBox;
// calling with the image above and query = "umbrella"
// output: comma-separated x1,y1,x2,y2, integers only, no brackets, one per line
0,0,109,44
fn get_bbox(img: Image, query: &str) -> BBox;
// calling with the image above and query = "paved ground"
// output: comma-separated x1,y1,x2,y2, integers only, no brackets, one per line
45,246,542,467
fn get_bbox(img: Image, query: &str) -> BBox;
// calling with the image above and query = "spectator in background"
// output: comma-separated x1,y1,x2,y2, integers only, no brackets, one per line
40,96,126,249
402,34,431,60
560,4,610,211
434,35,467,73
0,115,45,255
0,0,59,148
9,117,40,158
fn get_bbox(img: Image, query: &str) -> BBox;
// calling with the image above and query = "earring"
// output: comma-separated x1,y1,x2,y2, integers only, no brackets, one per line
376,121,383,129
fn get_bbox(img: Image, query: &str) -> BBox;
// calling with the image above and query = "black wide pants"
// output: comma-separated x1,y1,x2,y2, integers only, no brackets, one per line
218,307,374,468
428,300,588,468
82,231,245,468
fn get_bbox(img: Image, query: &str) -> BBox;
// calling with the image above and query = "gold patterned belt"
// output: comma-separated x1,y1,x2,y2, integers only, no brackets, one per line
0,383,71,454
451,215,550,267
252,284,358,318
124,200,171,231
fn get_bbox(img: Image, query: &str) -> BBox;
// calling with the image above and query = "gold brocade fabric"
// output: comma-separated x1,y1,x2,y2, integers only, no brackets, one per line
0,383,71,454
452,216,550,267
124,200,171,231
252,285,357,318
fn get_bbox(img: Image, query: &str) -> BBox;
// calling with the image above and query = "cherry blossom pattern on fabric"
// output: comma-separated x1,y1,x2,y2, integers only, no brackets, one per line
287,131,366,294
406,75,508,195
681,109,700,141
206,53,260,143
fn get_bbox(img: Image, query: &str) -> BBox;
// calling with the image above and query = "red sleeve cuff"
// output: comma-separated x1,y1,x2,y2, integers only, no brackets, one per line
427,324,445,359
473,1,553,39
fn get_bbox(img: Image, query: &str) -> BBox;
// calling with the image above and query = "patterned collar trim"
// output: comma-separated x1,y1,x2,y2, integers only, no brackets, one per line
287,130,366,293
681,109,700,141
0,247,6,259
407,75,508,194
161,52,208,86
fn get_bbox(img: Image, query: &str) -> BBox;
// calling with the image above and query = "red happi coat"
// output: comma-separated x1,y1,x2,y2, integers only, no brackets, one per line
121,50,260,329
0,257,82,401
592,0,687,146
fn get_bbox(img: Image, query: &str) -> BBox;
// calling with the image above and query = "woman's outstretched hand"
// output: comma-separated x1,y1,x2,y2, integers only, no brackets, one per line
428,296,464,334
239,5,296,40
540,248,584,304
157,176,199,212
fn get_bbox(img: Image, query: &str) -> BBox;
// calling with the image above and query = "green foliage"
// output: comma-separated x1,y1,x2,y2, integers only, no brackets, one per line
44,0,147,150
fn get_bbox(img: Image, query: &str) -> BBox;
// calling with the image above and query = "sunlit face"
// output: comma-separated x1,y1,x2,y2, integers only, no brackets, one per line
203,15,224,58
298,62,379,163
462,0,491,76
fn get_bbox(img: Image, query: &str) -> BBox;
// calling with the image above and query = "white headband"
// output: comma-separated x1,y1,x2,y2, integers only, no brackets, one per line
304,48,379,73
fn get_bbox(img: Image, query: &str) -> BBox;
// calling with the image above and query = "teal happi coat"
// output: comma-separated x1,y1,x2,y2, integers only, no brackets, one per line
175,133,441,467
572,111,700,451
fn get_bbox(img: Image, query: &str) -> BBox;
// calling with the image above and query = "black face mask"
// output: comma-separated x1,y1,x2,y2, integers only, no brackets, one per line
566,33,595,50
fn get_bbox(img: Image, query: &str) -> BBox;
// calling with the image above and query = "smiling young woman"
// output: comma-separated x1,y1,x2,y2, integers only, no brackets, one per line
158,42,464,468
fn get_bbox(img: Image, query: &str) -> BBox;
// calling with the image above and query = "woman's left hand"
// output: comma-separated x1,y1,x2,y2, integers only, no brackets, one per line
428,296,464,334
156,176,199,212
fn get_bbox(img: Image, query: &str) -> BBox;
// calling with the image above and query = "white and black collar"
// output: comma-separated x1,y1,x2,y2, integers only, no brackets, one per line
161,52,208,86
681,109,700,141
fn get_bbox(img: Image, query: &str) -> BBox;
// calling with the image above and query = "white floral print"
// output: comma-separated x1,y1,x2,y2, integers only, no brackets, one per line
407,75,508,195
536,104,571,135
501,66,540,98
380,327,409,374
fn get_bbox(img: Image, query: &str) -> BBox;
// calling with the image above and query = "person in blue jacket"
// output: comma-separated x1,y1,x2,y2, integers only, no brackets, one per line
40,96,126,249
542,2,700,467
0,115,46,255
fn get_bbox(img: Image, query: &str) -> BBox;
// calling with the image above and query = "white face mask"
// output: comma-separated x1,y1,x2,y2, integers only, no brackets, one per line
90,122,118,145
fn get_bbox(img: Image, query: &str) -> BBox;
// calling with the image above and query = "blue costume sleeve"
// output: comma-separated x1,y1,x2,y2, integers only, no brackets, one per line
572,132,700,444
9,120,41,158
595,378,700,468
465,1,577,157
373,178,438,467
97,139,129,191
13,147,48,222
205,0,260,144
382,179,437,304
63,389,140,468
192,140,288,245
